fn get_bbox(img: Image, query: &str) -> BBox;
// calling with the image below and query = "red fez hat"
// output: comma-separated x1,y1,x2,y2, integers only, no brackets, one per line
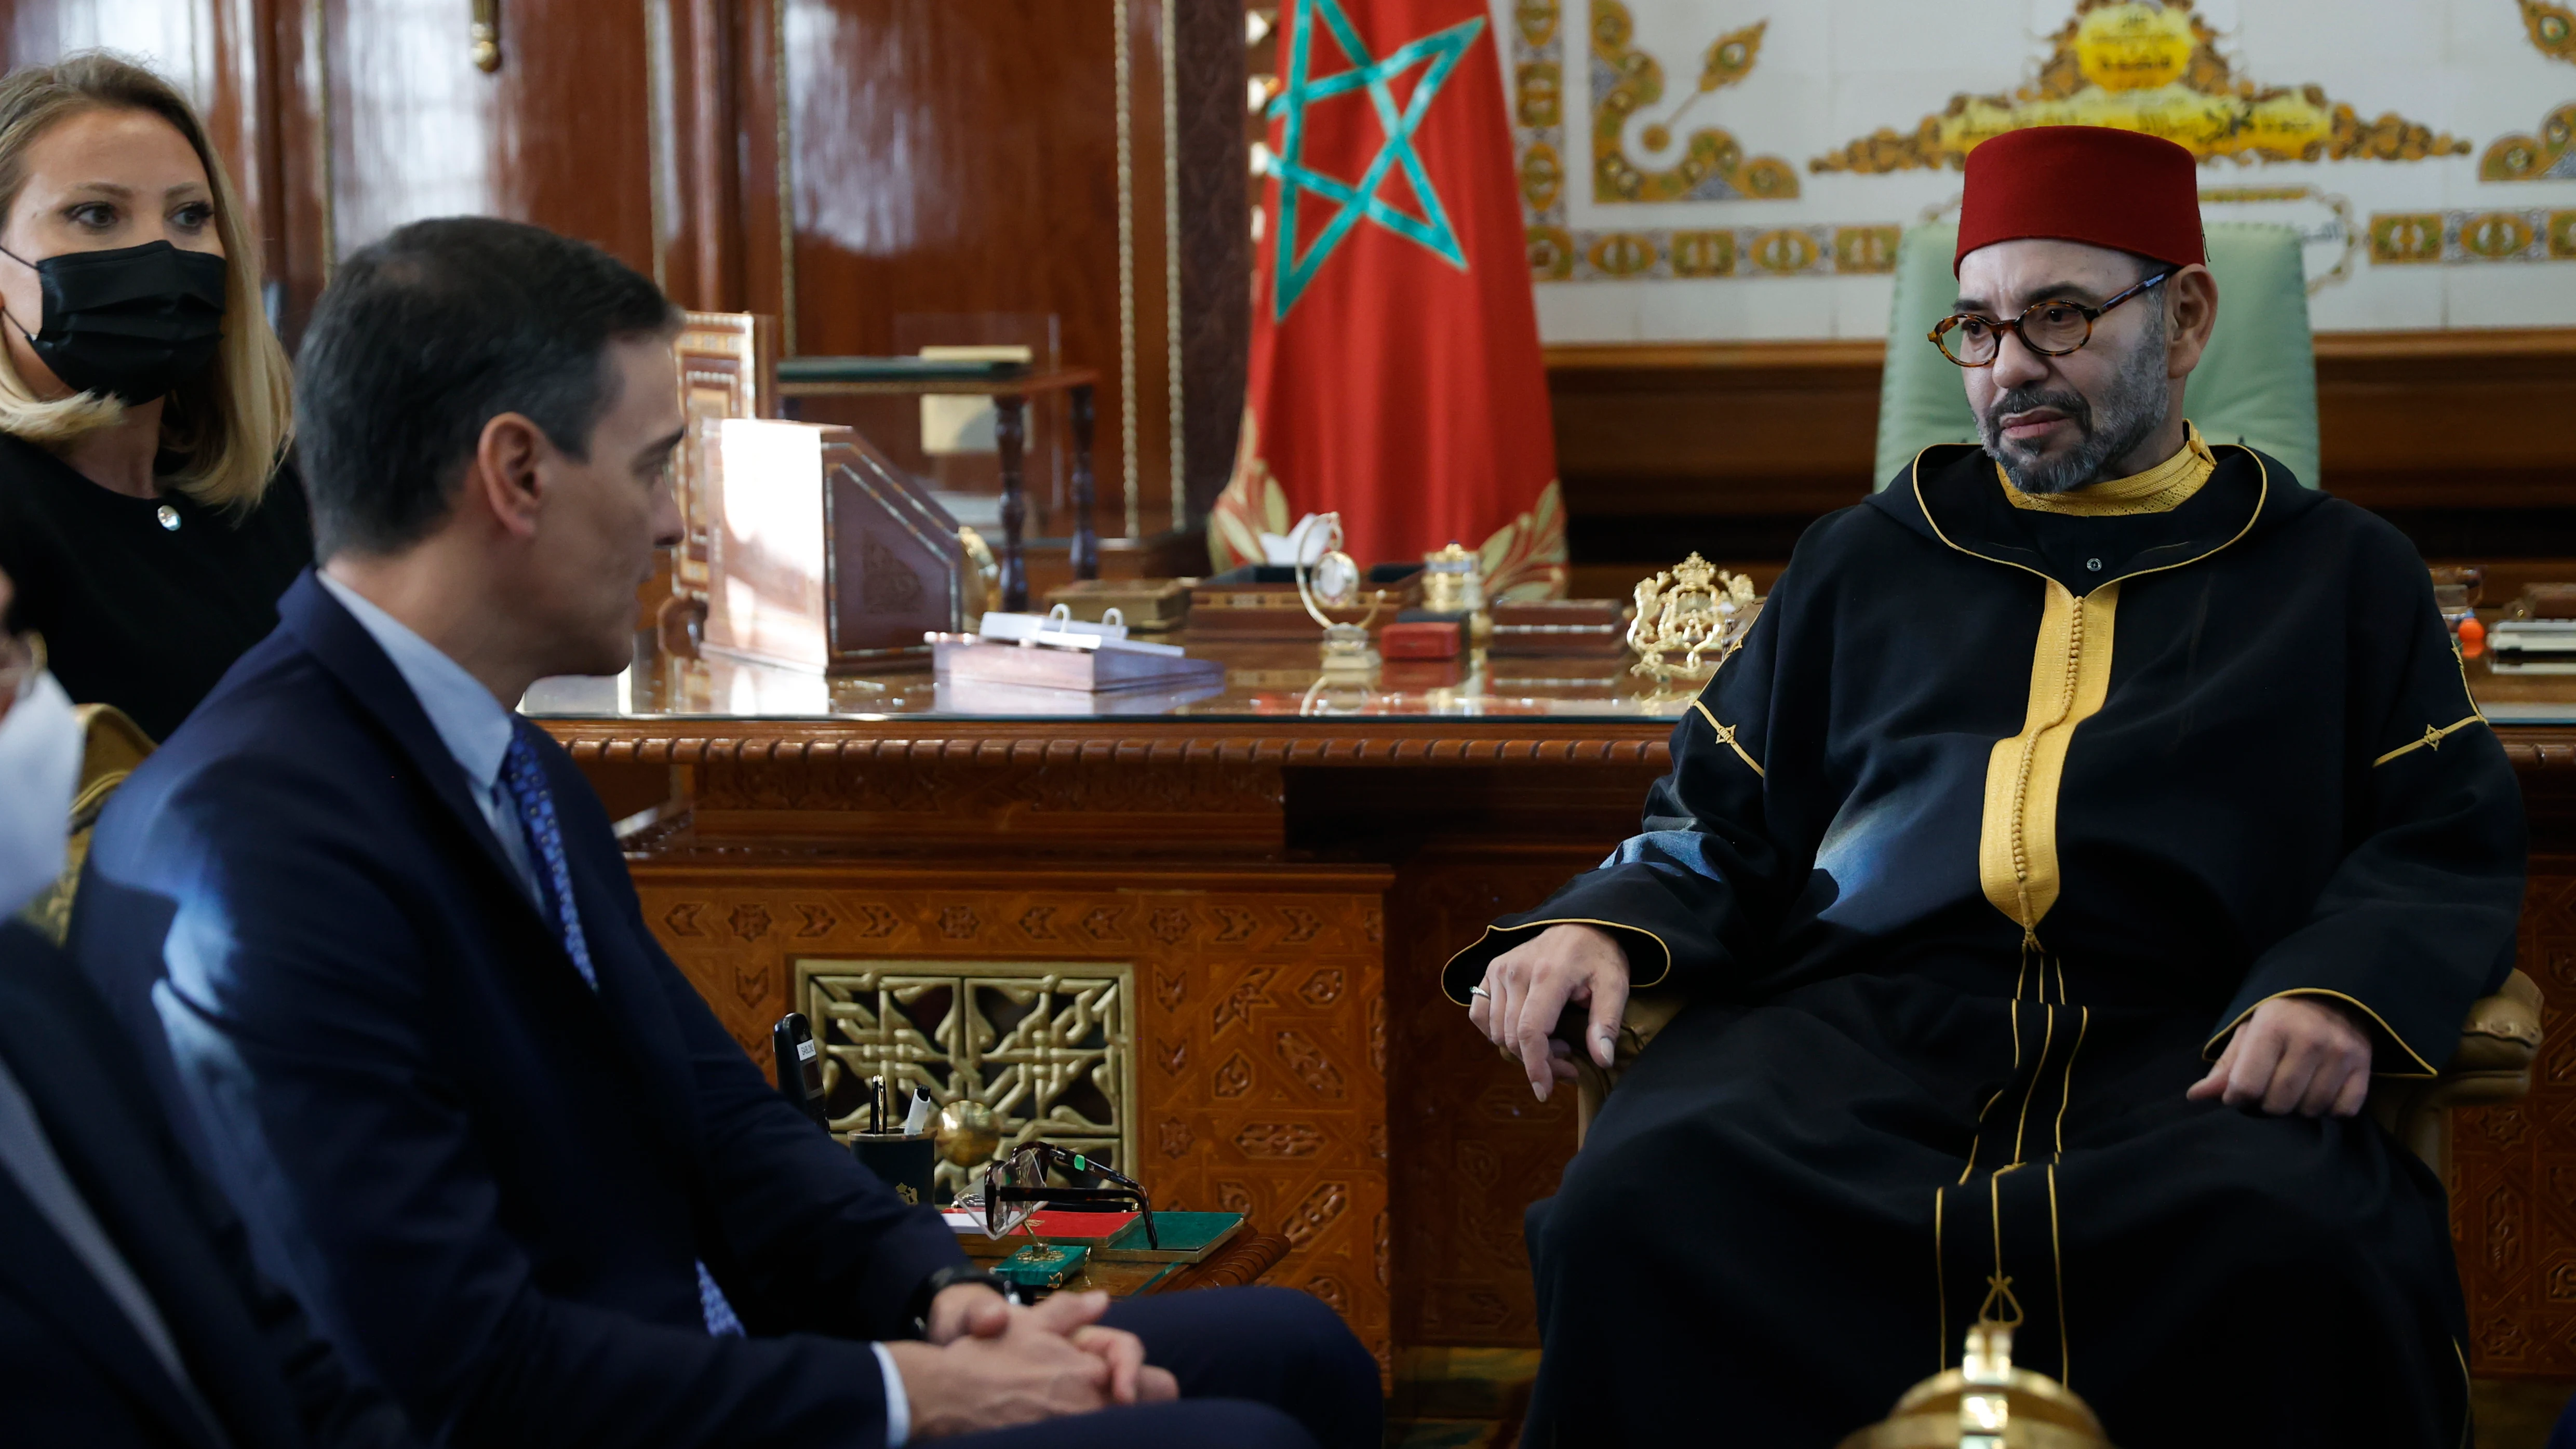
1954,126,2204,274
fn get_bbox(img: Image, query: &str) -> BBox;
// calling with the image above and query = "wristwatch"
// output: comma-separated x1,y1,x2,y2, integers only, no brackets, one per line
908,1264,1017,1336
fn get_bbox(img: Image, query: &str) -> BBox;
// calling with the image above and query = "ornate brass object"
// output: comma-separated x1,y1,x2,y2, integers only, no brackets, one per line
1419,541,1483,615
1837,1324,2113,1449
1627,552,1759,685
800,960,1135,1203
1294,512,1379,672
934,1099,1003,1168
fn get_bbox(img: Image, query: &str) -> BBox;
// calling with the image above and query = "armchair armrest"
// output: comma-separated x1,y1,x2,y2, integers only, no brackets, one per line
2371,969,2542,1172
1490,989,1684,1146
1522,972,2545,1166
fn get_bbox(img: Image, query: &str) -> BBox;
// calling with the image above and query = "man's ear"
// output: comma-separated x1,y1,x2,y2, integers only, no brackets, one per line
468,412,551,540
2164,263,2219,380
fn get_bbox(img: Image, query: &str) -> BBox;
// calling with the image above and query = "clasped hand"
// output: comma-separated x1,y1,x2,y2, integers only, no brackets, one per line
1471,924,2377,1119
887,1286,1177,1439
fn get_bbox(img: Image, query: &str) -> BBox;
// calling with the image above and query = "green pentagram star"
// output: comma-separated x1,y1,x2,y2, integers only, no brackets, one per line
1265,0,1486,320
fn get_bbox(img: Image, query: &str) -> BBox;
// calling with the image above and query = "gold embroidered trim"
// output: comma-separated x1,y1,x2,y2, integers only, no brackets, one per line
2200,987,2439,1079
2048,1163,2070,1389
1439,918,1678,1002
1978,582,2121,935
1913,443,2269,939
2008,1005,2059,1167
2052,1007,2089,1160
2000,421,2217,516
1689,700,1766,777
1933,1184,1949,1371
2372,714,2487,768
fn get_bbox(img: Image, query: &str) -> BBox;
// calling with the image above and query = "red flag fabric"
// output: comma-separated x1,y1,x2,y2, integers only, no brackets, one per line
1214,0,1565,598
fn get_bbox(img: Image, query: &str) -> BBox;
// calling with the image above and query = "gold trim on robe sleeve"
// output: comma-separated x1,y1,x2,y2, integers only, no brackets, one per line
1689,700,1766,777
2372,715,2488,768
2199,987,2440,1079
1441,918,1679,1003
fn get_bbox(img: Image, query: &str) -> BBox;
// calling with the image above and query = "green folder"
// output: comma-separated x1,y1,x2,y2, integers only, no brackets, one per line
1092,1211,1245,1264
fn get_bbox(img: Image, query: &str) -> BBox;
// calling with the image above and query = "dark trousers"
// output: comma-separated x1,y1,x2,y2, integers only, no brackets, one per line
948,1287,1380,1449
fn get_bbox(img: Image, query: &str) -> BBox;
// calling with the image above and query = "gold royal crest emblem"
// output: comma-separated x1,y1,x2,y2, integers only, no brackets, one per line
1628,552,1760,686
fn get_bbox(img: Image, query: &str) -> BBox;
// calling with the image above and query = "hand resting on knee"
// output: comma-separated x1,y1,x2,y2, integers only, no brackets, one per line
888,1287,1179,1438
2186,994,2375,1118
1469,923,1630,1103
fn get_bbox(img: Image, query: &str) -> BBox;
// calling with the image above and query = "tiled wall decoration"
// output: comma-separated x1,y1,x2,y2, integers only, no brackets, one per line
1494,0,2576,339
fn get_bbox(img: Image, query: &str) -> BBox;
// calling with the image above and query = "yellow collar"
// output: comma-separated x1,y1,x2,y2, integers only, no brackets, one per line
1999,423,2217,516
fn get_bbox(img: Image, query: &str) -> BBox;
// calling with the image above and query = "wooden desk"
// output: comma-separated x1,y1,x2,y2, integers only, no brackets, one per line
531,639,2576,1385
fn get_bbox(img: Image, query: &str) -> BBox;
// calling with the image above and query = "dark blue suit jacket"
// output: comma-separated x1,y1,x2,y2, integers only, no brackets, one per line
0,921,414,1449
73,572,964,1447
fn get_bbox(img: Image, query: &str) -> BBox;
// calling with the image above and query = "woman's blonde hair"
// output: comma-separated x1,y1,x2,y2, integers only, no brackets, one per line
0,51,291,511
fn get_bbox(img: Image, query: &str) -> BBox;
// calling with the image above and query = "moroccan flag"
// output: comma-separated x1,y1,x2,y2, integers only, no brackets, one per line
1214,0,1564,598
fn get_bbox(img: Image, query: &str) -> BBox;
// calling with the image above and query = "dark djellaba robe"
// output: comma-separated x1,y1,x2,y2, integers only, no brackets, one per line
1445,438,2526,1448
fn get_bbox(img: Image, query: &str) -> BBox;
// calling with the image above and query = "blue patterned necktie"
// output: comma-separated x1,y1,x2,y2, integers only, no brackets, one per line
502,720,745,1339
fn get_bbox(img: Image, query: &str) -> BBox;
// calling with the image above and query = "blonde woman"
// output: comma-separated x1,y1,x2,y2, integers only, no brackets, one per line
0,52,301,740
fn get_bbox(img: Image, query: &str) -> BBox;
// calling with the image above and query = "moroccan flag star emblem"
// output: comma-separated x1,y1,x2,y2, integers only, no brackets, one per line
1265,0,1485,320
1218,0,1565,601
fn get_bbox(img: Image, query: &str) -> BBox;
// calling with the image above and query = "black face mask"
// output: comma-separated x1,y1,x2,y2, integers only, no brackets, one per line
0,239,227,403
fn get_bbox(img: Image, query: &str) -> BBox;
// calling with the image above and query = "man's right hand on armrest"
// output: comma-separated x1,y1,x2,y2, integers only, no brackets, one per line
887,1289,1177,1439
1469,923,1630,1104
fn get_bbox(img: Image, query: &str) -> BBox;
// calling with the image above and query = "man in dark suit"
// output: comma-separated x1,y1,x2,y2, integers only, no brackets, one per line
0,565,417,1448
73,218,1378,1449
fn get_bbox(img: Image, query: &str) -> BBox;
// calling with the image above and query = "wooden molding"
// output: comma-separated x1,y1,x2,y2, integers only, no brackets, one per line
1544,327,2576,373
1544,327,2576,526
547,720,1678,769
1545,339,1888,372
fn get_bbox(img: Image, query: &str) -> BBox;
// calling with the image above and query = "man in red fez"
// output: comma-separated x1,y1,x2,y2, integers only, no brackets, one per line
1450,125,2521,1445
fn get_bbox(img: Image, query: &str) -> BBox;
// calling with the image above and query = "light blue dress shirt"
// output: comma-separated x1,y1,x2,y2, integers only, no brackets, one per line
314,573,911,1444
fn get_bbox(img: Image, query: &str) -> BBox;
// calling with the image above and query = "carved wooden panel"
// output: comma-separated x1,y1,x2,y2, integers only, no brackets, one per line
686,742,1289,856
797,958,1137,1204
2456,854,2576,1379
629,861,1396,1373
1386,847,1590,1349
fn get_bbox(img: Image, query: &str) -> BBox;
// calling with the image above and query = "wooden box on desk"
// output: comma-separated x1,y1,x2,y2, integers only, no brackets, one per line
1185,565,1423,640
699,420,976,673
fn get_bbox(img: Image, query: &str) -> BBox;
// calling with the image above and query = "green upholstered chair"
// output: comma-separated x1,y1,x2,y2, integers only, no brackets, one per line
1872,220,2320,490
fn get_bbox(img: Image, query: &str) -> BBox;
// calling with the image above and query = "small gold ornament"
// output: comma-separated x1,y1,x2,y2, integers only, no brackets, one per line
1294,512,1379,672
1836,1322,2112,1449
1627,552,1759,685
934,1100,1003,1168
1419,541,1483,615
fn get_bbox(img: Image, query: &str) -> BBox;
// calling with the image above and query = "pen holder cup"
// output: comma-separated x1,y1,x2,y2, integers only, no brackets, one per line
850,1132,937,1207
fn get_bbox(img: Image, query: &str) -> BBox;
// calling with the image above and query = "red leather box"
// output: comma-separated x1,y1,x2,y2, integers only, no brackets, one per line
1378,620,1461,660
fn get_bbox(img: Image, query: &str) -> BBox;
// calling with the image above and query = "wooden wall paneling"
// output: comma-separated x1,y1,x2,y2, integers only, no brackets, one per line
2456,854,2576,1379
1384,844,1588,1350
646,0,748,311
734,0,792,339
263,0,331,342
1545,331,2576,565
769,0,1178,534
626,859,1397,1374
2309,331,2576,514
1170,0,1248,523
319,0,656,273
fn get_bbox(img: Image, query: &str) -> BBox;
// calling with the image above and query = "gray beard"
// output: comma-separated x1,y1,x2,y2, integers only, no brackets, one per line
1979,314,2173,497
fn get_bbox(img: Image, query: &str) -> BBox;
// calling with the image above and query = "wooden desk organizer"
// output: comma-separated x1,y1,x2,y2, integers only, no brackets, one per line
696,420,978,672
